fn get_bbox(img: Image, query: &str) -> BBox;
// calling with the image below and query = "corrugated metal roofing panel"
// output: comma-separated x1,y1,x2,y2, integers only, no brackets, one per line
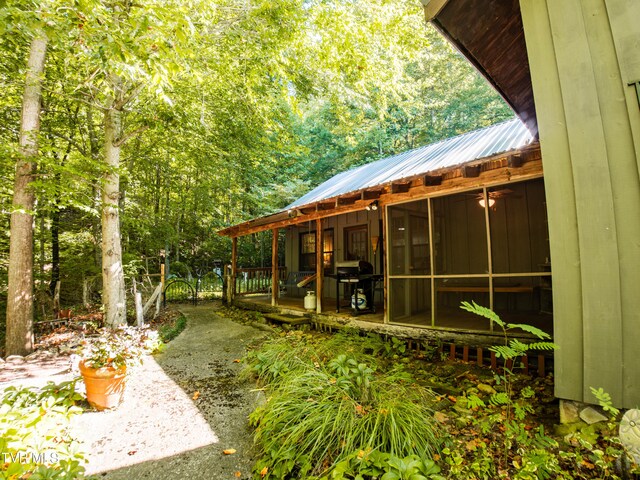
286,118,532,210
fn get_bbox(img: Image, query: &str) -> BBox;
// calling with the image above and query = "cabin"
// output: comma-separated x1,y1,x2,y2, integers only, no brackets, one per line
219,120,551,352
219,0,640,409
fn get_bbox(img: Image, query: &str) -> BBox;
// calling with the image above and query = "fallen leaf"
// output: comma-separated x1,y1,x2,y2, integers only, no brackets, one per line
127,450,137,456
447,395,457,403
223,449,237,455
434,411,449,423
192,391,200,400
582,460,595,470
233,359,241,363
234,471,242,477
260,466,268,477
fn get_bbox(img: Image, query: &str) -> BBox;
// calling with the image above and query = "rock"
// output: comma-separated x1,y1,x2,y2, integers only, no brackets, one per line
26,350,55,361
5,355,25,364
579,406,608,425
477,383,497,395
59,345,76,355
251,389,267,410
559,400,581,424
0,357,4,364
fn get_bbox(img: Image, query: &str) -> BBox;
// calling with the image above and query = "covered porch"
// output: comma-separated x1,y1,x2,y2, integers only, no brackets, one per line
219,120,553,339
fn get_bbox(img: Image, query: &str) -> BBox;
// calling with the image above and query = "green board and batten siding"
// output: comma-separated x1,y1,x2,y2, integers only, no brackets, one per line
520,0,640,408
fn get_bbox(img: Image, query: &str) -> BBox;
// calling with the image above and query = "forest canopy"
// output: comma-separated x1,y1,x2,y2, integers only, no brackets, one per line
0,0,512,327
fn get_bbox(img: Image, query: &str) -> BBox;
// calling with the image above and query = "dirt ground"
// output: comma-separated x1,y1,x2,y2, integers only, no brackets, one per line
1,303,272,480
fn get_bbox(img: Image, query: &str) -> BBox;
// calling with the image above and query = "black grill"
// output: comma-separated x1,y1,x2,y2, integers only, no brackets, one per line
334,261,379,314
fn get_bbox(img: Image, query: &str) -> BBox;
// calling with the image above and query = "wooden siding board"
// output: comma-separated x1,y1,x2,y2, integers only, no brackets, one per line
605,0,640,408
520,0,585,402
590,0,640,408
604,0,640,176
547,0,623,404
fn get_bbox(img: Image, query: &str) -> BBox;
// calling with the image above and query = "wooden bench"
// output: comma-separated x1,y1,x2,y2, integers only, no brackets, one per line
282,271,315,297
436,285,534,294
435,284,535,315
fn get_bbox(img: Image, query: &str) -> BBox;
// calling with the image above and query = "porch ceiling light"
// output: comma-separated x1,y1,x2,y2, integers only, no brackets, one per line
365,200,379,211
478,198,496,208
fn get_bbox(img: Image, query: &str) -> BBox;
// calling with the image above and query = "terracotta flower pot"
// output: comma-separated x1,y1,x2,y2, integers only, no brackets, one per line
79,360,127,411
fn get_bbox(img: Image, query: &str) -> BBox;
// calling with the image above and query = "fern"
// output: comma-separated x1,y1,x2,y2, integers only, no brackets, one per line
527,341,558,351
489,392,510,407
505,322,550,340
460,302,558,472
460,301,505,328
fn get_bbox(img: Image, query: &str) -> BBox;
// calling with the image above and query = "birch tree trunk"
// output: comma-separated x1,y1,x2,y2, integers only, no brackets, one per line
5,34,47,356
101,87,127,328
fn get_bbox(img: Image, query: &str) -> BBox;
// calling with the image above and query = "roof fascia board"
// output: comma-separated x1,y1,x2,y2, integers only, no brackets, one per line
421,0,451,21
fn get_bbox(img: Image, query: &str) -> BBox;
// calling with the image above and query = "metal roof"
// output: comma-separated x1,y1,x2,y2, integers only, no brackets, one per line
286,118,533,210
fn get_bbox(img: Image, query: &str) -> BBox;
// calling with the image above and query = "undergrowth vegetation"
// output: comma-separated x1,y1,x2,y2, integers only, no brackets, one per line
243,305,639,480
245,330,445,479
0,380,86,479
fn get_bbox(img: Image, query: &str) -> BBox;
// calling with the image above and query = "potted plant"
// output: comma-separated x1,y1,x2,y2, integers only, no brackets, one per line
78,326,158,410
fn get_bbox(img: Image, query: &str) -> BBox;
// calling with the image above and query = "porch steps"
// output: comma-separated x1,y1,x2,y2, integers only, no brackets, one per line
263,313,311,327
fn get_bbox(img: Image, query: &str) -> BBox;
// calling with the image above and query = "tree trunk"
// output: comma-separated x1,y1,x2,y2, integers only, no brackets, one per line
5,34,47,356
101,92,127,328
49,183,60,296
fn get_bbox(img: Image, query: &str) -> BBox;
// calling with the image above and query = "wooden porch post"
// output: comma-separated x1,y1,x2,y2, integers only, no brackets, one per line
381,204,388,323
316,219,323,314
271,228,279,306
231,236,238,301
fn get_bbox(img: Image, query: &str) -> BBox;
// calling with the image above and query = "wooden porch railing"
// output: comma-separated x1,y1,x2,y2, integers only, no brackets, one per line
235,266,287,295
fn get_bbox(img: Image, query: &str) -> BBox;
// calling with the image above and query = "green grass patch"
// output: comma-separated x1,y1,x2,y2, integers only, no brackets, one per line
158,314,187,343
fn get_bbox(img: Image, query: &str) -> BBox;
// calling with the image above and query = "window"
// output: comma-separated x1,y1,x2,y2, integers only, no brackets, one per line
344,225,368,261
299,232,316,271
299,229,335,274
323,229,334,274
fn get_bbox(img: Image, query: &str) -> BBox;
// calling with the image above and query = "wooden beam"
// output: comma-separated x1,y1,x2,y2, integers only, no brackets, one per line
362,190,383,200
316,219,323,314
462,165,481,178
508,154,523,168
336,196,359,206
317,202,335,211
423,174,443,186
271,228,279,307
391,182,411,193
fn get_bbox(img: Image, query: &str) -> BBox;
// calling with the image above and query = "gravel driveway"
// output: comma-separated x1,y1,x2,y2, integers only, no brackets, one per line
73,304,270,479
